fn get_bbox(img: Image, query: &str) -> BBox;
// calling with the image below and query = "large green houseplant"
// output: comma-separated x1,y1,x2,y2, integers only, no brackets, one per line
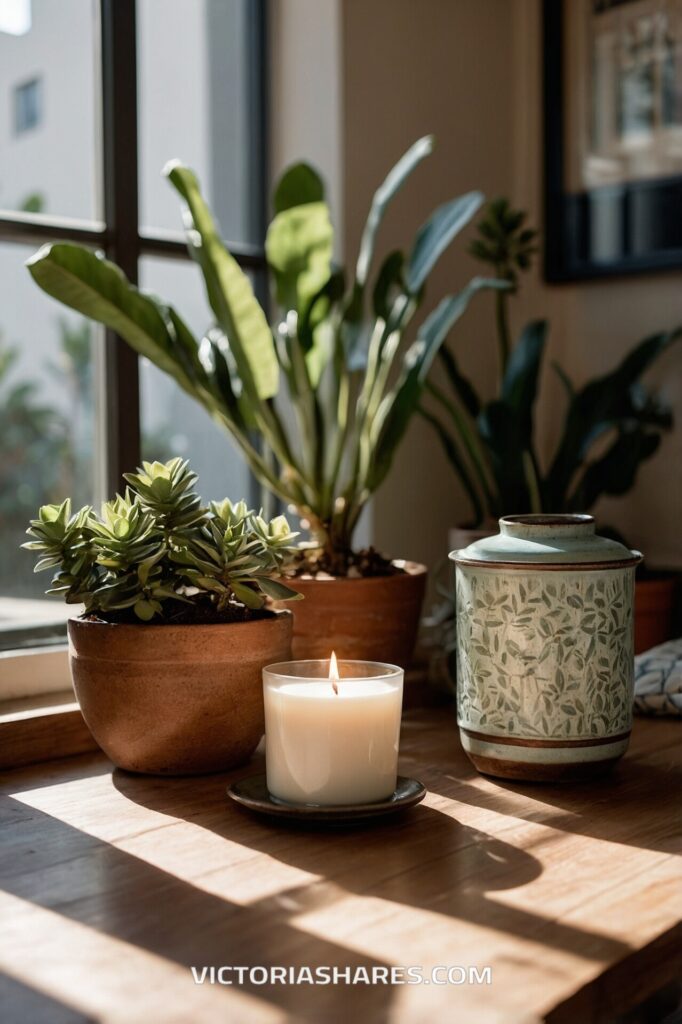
23,457,300,774
422,198,680,527
26,136,501,663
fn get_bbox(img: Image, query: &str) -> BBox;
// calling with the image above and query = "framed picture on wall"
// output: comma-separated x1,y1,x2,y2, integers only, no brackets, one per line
544,0,682,281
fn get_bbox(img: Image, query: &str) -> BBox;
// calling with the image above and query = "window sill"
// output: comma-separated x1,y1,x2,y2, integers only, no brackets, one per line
0,689,97,771
0,644,72,701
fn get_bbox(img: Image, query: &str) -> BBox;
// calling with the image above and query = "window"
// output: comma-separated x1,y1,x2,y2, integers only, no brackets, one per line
0,0,266,666
0,0,31,37
13,76,41,133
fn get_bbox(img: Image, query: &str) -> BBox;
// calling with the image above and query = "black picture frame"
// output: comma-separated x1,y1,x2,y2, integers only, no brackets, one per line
543,0,682,282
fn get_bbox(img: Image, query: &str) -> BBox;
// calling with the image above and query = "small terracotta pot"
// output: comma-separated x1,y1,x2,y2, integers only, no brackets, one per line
634,575,678,654
68,611,292,775
274,561,427,666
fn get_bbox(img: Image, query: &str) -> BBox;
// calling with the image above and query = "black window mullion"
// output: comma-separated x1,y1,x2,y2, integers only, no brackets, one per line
0,213,108,247
100,0,141,493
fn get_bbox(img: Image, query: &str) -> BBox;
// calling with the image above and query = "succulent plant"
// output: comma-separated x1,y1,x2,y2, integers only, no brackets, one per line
23,458,301,622
171,499,300,610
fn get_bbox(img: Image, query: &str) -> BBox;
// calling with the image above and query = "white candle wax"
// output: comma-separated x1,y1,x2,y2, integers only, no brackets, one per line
263,661,403,806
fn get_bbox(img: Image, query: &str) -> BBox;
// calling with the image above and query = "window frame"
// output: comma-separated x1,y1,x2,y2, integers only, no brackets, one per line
0,0,268,659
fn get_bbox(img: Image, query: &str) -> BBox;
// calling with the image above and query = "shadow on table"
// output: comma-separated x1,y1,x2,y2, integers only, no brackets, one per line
0,971,93,1024
1,789,396,1024
114,767,632,967
424,751,682,856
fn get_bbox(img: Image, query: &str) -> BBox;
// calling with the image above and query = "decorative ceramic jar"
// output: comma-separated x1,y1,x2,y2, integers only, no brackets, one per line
451,514,642,781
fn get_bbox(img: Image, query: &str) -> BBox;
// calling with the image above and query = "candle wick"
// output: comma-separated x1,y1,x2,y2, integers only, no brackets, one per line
332,680,339,696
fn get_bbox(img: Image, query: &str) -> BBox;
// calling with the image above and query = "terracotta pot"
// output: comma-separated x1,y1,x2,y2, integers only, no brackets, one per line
635,575,679,654
275,561,427,666
68,611,292,775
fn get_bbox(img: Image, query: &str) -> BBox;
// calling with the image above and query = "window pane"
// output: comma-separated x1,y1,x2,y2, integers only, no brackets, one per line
138,0,261,243
0,0,101,220
14,76,42,134
139,256,252,502
0,242,97,641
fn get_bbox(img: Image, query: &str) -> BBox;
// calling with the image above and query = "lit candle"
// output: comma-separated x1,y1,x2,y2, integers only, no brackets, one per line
263,655,404,805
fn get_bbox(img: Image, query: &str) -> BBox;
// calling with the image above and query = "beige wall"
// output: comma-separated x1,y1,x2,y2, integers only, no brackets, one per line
342,0,682,571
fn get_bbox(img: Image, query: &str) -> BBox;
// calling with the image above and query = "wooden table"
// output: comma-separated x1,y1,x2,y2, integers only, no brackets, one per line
1,710,680,1024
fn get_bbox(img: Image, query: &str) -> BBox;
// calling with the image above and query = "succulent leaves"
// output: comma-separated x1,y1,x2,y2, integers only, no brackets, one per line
23,459,300,621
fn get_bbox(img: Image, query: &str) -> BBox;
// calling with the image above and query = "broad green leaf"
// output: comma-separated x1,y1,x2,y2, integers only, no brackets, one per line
166,307,210,387
26,244,195,394
567,428,661,511
546,327,682,506
265,201,333,314
299,269,345,348
372,250,405,320
298,270,345,387
474,320,546,515
438,345,481,418
355,135,434,287
343,137,434,368
477,399,532,513
273,162,325,214
197,330,246,427
500,319,547,445
406,191,484,293
165,162,279,401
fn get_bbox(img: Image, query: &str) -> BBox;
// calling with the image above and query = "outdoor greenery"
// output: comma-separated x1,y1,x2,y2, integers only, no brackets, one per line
421,198,680,527
0,325,93,598
26,135,503,574
23,457,301,622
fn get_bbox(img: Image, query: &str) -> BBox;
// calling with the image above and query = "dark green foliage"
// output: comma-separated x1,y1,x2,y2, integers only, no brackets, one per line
421,199,678,524
469,197,538,290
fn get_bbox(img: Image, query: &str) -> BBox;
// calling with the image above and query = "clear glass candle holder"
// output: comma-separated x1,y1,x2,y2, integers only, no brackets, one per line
263,659,404,806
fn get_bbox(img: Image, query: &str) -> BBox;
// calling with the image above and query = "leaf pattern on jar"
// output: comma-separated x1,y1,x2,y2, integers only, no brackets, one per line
455,567,635,739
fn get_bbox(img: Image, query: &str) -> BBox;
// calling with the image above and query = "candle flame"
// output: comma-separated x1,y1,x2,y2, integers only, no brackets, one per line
329,651,339,695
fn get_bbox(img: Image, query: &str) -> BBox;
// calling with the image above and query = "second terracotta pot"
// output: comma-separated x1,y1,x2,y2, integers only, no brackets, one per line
634,574,678,654
68,610,292,775
275,561,427,666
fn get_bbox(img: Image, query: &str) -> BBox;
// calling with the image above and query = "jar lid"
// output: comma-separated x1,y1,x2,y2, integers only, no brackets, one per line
450,515,642,569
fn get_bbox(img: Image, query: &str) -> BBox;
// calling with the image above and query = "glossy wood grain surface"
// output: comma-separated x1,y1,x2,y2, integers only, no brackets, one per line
1,710,680,1023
